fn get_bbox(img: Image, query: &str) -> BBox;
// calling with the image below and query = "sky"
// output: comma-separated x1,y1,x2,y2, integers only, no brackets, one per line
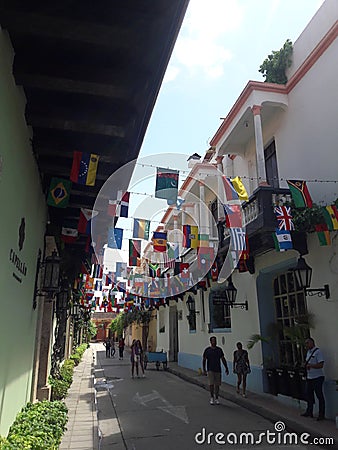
103,0,324,269
139,0,324,159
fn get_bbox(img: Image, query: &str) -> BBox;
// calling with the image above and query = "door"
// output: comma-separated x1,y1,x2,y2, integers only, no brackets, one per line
169,305,179,362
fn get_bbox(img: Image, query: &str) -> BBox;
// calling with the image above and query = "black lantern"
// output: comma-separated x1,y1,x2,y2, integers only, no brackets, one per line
292,256,330,299
293,256,312,289
71,302,81,320
224,277,237,304
42,250,61,293
56,289,69,315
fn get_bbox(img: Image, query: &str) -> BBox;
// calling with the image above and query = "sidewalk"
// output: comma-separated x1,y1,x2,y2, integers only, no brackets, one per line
59,347,98,450
60,345,338,449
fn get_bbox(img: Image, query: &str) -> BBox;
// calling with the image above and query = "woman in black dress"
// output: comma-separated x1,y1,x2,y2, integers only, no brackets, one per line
233,342,251,397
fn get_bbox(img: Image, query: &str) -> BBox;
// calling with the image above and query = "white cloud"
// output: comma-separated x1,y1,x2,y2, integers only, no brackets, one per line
167,0,244,80
163,65,181,83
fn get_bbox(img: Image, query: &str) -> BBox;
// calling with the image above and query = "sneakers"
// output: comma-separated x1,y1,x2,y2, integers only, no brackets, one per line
215,398,220,405
242,393,247,398
301,412,313,418
210,397,214,405
142,374,145,378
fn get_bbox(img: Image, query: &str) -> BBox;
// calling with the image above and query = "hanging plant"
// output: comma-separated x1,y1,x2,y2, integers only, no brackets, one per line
292,203,325,232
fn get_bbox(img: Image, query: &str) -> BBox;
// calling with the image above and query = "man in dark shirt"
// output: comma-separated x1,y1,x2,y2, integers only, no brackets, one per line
202,336,229,404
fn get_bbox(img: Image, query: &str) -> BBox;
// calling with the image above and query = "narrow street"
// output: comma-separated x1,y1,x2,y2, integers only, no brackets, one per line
93,344,321,450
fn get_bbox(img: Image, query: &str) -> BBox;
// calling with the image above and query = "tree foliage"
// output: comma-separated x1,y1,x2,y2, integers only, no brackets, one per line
259,39,293,84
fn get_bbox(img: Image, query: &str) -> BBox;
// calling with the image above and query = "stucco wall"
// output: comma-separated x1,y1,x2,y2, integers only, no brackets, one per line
0,31,46,435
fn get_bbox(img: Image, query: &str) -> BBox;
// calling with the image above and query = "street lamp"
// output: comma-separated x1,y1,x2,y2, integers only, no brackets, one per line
292,256,330,299
33,249,61,309
224,277,237,304
42,250,61,294
56,289,69,315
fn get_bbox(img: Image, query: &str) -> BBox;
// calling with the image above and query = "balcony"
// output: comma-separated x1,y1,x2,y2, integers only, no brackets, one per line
217,186,308,258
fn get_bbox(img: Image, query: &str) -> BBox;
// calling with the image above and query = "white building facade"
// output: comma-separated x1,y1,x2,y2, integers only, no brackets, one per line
156,0,338,420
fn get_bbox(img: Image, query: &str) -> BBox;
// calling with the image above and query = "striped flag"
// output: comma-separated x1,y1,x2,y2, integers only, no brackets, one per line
129,239,141,266
286,180,313,208
273,229,293,251
222,176,238,201
70,151,99,186
229,227,247,252
183,225,199,248
224,204,242,228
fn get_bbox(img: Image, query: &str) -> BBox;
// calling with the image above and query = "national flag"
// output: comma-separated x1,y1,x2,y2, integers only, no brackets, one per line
129,239,141,266
231,176,249,201
183,225,199,249
179,263,190,279
286,180,313,208
274,206,294,231
155,168,179,202
70,151,99,186
108,190,130,218
176,197,185,210
61,227,78,243
321,205,338,230
273,229,293,251
85,276,94,290
133,218,150,240
94,280,102,291
163,243,179,269
107,227,123,249
314,224,331,246
197,246,214,271
115,262,127,278
149,262,161,278
92,264,103,279
47,177,72,208
152,231,167,252
198,233,210,247
223,204,242,228
222,176,238,201
211,262,218,281
78,208,98,234
229,227,247,252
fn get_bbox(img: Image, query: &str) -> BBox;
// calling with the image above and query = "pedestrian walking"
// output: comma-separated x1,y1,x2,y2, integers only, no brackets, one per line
134,340,145,378
301,337,325,421
202,336,229,405
118,337,125,360
110,337,116,358
233,342,251,397
103,338,111,358
130,339,136,378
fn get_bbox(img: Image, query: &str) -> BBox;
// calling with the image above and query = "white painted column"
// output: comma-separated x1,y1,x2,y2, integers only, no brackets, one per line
216,156,224,222
199,180,208,236
252,104,268,185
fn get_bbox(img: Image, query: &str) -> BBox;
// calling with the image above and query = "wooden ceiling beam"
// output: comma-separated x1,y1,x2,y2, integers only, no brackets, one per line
27,116,125,138
0,10,140,49
16,73,130,100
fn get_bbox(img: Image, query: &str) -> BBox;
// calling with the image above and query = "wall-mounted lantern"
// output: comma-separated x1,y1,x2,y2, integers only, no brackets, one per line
292,256,330,299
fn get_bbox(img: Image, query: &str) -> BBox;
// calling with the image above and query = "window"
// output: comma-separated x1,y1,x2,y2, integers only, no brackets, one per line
273,272,309,366
264,140,279,188
209,291,231,331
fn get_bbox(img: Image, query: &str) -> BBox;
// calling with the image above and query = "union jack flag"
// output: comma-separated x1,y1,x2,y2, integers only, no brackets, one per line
274,206,294,231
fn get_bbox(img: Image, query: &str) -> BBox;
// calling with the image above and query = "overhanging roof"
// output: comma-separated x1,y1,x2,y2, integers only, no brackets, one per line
0,0,189,264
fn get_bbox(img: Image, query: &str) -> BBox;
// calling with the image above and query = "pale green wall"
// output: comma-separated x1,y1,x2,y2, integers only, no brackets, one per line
0,31,46,435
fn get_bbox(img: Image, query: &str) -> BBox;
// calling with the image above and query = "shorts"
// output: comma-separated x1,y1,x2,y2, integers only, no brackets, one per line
208,371,221,386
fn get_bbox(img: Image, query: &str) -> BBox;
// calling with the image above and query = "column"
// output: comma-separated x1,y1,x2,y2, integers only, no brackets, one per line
216,156,224,222
199,180,208,235
252,104,268,185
